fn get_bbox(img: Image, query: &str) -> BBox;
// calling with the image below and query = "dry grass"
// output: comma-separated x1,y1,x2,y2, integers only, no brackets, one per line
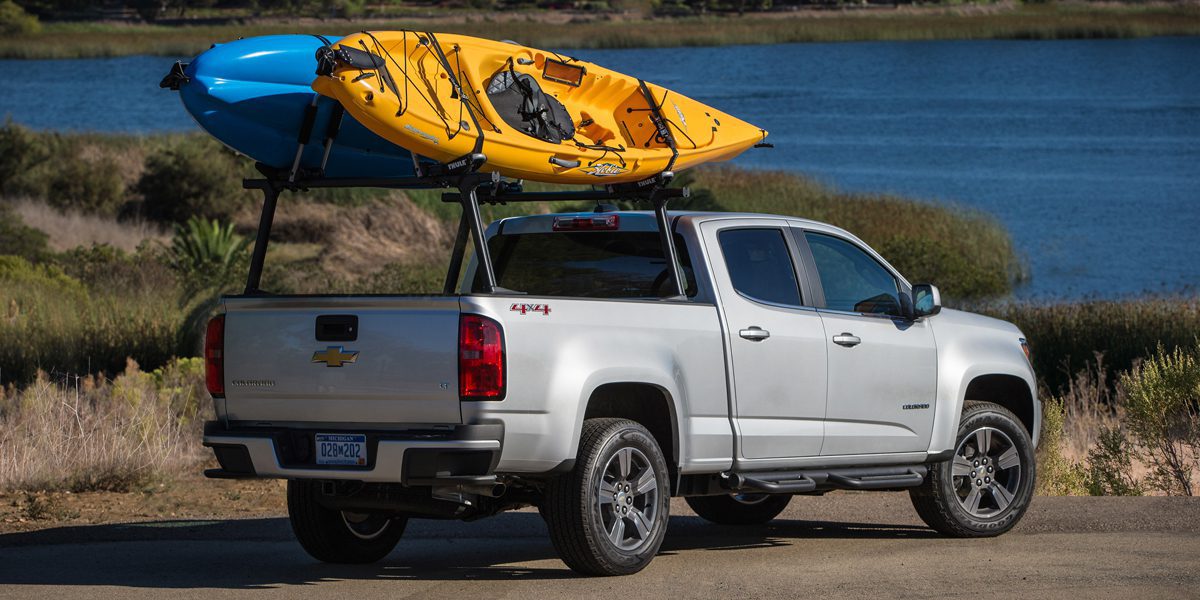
10,200,168,253
1054,357,1124,461
0,358,209,492
245,193,455,280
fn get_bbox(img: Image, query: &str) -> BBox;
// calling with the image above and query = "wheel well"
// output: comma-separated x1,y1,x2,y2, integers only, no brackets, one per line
963,374,1035,436
584,383,678,478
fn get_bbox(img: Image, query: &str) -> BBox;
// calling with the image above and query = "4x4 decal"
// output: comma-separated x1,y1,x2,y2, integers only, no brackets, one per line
510,303,551,316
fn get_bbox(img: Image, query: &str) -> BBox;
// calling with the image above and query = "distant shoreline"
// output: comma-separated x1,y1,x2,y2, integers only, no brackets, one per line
1,4,1198,59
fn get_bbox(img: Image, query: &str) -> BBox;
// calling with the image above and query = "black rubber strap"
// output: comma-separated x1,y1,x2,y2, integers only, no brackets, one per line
297,100,318,145
425,32,485,157
637,79,679,174
325,104,345,141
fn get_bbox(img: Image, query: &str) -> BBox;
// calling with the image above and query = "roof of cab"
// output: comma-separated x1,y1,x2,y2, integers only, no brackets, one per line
493,210,855,240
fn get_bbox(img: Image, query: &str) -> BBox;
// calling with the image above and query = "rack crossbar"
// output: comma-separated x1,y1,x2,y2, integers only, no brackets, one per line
240,163,688,298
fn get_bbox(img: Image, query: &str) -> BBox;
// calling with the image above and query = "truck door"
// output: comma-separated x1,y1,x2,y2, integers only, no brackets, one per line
798,230,938,456
701,220,828,459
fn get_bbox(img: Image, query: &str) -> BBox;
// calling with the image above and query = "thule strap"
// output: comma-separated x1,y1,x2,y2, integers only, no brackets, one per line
637,79,679,175
424,32,485,156
287,95,321,182
318,103,345,174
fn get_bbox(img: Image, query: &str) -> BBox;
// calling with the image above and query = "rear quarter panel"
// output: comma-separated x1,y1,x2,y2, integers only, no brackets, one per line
459,295,732,474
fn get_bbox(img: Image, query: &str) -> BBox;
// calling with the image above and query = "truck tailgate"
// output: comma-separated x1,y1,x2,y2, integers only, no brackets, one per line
221,296,462,425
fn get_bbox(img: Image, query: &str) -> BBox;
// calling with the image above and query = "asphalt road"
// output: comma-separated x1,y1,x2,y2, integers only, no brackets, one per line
1,494,1198,599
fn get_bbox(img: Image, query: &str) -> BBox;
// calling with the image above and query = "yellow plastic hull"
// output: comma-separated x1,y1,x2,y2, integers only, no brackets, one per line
312,32,767,184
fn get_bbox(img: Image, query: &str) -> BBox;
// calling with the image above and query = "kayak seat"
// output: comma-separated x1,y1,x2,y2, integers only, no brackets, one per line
487,69,575,144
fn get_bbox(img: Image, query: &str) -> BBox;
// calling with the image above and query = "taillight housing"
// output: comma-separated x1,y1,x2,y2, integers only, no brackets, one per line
1020,337,1032,364
459,314,505,401
205,315,225,398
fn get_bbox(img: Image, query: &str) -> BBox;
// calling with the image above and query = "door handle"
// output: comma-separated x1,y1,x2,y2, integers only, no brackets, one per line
832,332,861,347
739,327,771,341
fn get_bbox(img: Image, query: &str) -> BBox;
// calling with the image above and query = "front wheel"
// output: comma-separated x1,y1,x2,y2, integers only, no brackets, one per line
686,493,792,525
542,418,671,576
287,479,407,563
910,401,1036,537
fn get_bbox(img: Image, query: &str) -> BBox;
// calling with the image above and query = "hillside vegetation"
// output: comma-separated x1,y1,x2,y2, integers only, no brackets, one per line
1,3,1198,58
1,123,1197,495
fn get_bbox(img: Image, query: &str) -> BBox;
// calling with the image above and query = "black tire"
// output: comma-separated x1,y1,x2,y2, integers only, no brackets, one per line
910,401,1036,537
685,493,792,525
543,418,671,576
287,479,407,564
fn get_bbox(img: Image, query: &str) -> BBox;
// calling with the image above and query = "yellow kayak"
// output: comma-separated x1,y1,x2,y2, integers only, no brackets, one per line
312,31,767,184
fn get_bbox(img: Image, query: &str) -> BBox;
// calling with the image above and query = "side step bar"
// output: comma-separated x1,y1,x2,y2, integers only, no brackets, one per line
725,465,928,494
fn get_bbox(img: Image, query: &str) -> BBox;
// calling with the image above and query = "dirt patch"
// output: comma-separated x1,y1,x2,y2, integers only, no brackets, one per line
0,469,286,535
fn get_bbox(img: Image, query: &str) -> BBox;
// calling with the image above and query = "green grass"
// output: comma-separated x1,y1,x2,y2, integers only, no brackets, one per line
976,298,1200,395
0,255,184,385
2,5,1198,58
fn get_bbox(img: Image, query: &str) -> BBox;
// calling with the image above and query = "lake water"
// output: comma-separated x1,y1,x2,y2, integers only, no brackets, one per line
1,37,1197,299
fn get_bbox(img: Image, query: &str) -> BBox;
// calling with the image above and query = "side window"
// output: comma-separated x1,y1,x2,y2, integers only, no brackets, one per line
718,228,802,307
804,232,901,315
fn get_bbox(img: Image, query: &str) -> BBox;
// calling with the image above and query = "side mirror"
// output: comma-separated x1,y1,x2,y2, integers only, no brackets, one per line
912,283,942,317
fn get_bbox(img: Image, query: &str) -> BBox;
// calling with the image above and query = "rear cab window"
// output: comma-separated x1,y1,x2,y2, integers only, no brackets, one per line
472,230,697,299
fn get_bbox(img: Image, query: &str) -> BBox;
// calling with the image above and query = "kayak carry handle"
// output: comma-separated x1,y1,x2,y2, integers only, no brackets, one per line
549,157,581,169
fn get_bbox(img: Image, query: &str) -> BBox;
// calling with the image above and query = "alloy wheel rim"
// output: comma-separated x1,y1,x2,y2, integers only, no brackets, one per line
952,426,1022,519
340,511,392,540
596,446,659,552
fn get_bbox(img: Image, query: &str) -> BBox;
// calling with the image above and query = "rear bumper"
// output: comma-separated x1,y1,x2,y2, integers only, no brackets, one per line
202,421,503,483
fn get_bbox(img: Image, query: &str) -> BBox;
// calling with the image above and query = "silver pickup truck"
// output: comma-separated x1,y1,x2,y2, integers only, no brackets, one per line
203,207,1039,576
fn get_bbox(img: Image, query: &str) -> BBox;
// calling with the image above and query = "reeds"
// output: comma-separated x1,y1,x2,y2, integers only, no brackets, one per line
0,358,209,492
0,5,1197,59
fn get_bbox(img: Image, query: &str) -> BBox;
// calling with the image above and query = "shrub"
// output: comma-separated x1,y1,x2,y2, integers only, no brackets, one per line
137,138,245,224
0,254,182,385
166,217,251,295
1084,427,1143,496
0,119,48,193
0,203,50,261
1035,397,1087,495
1120,343,1200,496
45,154,126,216
0,0,40,35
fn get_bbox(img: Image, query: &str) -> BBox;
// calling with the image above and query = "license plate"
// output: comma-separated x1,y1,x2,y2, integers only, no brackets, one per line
315,433,367,466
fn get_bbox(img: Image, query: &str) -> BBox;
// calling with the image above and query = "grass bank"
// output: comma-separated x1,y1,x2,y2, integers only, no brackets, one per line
978,298,1200,395
1,5,1197,59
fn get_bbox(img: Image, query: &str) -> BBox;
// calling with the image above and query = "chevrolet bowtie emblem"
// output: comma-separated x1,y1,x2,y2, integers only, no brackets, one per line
311,346,359,367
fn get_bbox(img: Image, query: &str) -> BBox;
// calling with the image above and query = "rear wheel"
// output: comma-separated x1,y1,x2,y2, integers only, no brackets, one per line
287,479,407,563
543,418,671,576
686,493,792,525
910,401,1036,537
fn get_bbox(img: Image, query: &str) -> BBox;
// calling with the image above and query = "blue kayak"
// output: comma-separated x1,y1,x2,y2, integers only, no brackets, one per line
165,34,419,179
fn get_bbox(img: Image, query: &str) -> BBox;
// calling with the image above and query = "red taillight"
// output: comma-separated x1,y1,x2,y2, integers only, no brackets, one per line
459,314,505,401
205,315,225,398
552,214,619,231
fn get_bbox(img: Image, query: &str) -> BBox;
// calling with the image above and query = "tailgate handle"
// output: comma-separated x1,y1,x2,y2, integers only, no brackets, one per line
316,315,358,342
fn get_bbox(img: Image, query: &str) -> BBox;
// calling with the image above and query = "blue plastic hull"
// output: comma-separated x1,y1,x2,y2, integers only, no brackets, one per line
179,34,418,178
